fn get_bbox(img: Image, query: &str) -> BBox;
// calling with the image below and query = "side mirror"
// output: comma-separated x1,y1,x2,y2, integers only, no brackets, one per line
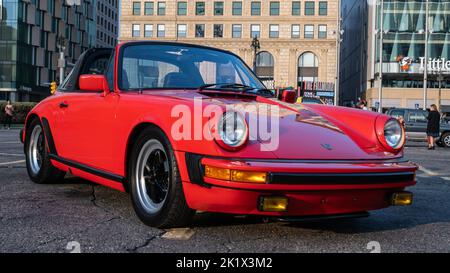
79,74,110,94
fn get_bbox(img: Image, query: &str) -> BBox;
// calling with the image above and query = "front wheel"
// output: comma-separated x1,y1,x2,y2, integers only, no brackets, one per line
128,126,194,228
440,132,450,148
25,118,66,184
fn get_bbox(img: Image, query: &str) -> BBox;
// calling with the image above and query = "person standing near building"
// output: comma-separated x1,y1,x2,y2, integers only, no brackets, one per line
3,101,14,130
426,104,441,150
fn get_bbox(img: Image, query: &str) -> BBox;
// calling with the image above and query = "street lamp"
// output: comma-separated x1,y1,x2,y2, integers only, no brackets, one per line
377,0,385,113
437,73,444,111
251,36,260,73
57,37,67,84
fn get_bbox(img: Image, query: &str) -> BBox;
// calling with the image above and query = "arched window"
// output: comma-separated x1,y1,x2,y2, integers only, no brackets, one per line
255,51,274,88
298,52,319,83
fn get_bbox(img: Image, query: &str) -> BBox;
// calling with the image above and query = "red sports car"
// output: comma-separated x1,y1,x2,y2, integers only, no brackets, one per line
22,42,417,228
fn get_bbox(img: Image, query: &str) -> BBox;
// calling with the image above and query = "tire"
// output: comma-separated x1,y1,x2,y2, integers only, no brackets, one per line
441,132,450,148
128,126,194,228
25,118,66,184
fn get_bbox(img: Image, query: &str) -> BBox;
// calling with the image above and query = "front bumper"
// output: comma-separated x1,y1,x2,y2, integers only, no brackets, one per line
179,153,418,216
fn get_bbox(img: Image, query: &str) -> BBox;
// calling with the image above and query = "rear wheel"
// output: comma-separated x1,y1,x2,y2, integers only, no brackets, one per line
441,132,450,148
128,126,194,228
25,118,66,184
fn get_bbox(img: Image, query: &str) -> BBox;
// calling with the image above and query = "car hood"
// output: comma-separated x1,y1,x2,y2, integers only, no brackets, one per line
143,90,400,160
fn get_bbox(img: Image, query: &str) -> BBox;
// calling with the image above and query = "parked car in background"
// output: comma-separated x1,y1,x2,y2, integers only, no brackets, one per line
386,108,450,148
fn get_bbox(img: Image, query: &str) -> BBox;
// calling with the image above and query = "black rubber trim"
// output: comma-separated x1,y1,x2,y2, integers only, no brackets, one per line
49,154,125,184
41,118,58,155
268,172,415,185
185,153,209,188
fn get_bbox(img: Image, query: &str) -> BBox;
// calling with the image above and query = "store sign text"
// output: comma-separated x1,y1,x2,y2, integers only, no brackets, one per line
419,57,450,72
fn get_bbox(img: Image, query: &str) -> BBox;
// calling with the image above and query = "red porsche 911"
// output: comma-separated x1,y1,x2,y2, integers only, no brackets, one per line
22,42,417,228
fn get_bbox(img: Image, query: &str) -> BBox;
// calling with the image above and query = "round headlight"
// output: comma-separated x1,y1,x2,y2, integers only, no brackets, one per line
384,119,403,149
217,111,248,149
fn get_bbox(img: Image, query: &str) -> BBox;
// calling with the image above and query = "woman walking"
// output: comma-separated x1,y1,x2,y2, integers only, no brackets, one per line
3,101,14,130
426,104,441,150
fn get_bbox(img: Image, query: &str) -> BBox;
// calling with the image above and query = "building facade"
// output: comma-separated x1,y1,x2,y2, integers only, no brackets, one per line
341,0,450,110
96,0,119,48
119,0,339,103
0,0,119,102
339,0,368,106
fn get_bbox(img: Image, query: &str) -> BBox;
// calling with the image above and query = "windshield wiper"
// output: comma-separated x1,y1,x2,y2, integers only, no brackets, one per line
198,83,274,98
198,83,254,91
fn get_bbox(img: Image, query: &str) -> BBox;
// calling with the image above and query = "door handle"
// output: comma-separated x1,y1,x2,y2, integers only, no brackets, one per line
59,101,69,108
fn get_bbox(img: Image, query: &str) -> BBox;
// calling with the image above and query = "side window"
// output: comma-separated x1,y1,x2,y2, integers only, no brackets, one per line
409,111,427,123
389,110,405,119
106,52,115,91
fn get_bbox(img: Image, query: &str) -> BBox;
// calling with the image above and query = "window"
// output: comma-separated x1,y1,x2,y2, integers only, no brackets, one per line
251,2,261,15
291,24,300,38
178,2,187,15
214,24,223,37
256,51,275,83
195,24,205,37
144,24,153,37
132,2,140,15
409,111,428,123
292,1,301,15
157,2,166,15
196,2,205,15
269,25,279,38
214,2,224,15
389,109,406,119
251,24,260,38
157,24,165,37
305,1,315,15
232,2,242,16
318,25,327,38
119,44,265,90
298,52,319,82
132,24,140,37
304,25,314,38
177,24,187,38
232,24,242,38
270,2,280,16
319,1,328,15
144,2,154,15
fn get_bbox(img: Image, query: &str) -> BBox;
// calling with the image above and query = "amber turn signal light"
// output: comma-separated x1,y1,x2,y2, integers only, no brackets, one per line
391,191,413,206
204,165,267,184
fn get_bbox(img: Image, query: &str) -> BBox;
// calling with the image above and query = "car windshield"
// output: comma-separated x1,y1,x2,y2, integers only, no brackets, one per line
119,43,265,91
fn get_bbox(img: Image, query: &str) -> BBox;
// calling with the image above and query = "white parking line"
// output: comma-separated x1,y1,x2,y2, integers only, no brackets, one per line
417,165,439,176
441,177,450,182
0,160,25,166
0,153,24,157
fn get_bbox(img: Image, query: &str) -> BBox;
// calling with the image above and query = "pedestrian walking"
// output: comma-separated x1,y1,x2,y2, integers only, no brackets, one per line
427,104,440,150
3,100,14,130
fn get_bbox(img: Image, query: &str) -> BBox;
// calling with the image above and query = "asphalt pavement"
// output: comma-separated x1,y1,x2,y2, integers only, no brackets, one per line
1,129,449,253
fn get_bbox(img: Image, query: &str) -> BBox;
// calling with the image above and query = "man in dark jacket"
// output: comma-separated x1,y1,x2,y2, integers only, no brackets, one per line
427,104,441,150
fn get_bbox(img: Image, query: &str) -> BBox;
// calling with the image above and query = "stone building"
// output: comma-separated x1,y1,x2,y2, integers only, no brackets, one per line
119,0,339,103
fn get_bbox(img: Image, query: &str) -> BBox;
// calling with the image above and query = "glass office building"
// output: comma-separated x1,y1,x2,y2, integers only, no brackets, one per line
0,0,97,102
375,0,450,89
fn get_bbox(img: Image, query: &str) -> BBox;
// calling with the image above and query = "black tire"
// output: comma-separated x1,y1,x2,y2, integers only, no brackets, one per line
128,126,194,228
440,132,450,148
25,118,66,184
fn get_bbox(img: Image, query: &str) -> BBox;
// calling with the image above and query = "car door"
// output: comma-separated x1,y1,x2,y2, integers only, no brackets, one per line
406,110,428,140
56,49,119,173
